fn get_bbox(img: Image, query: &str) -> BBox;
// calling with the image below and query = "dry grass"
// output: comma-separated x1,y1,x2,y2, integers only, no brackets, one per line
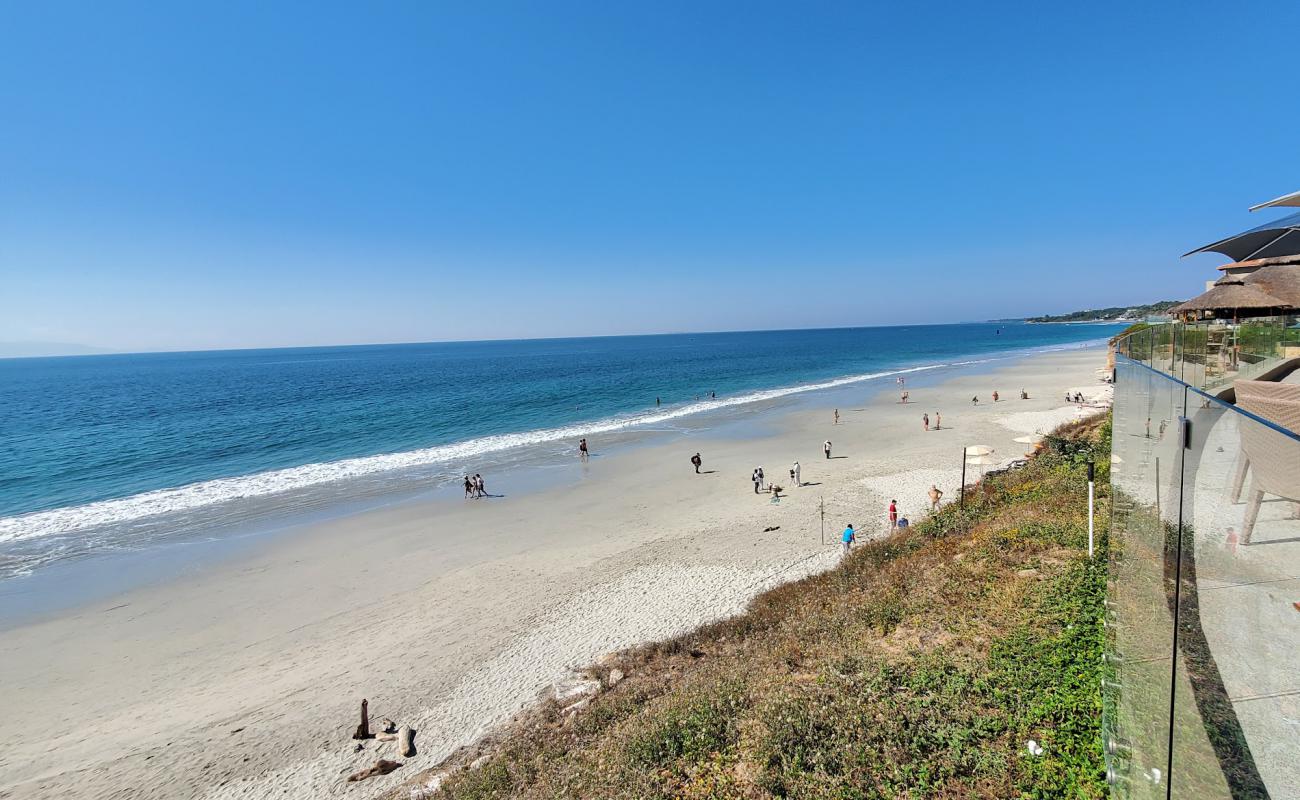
395,415,1111,800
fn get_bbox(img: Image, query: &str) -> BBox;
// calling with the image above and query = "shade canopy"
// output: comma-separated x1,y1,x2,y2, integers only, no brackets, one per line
1185,211,1300,262
964,445,994,456
1249,190,1300,212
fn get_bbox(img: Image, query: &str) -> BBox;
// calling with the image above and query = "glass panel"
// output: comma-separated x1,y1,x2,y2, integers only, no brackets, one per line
1106,358,1188,798
1173,387,1300,799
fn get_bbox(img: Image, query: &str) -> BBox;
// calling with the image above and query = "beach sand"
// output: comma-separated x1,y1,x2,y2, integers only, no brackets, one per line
0,347,1110,799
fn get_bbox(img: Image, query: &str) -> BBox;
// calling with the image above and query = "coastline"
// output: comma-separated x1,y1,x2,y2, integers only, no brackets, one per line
0,345,1112,799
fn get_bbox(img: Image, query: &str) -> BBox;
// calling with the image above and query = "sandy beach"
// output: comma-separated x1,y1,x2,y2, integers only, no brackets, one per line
0,346,1112,800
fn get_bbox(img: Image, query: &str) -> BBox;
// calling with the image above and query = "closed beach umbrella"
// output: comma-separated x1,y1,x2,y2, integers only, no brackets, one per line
1184,210,1300,262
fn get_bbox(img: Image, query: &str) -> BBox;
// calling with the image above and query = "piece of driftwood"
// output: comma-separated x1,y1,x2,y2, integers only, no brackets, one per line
398,725,416,757
377,733,396,742
352,699,373,740
346,759,402,782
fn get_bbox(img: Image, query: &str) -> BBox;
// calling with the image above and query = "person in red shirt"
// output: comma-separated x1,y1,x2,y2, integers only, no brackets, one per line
888,500,898,530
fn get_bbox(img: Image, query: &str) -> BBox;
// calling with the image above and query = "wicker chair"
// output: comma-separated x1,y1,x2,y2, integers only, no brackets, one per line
1231,380,1300,543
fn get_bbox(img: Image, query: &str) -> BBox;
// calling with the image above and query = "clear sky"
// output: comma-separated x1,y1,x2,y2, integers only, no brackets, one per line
2,1,1297,353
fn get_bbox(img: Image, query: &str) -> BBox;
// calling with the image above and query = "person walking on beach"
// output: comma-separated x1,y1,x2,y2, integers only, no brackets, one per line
823,440,832,459
757,466,765,490
922,412,930,432
888,499,898,530
578,438,589,461
842,524,856,553
1020,388,1029,400
834,408,839,425
934,411,942,430
691,453,702,474
792,460,801,486
463,475,474,499
928,485,943,510
474,474,486,498
971,395,979,406
992,390,999,402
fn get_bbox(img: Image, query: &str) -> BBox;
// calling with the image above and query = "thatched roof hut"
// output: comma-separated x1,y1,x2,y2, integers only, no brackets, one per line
1170,262,1300,319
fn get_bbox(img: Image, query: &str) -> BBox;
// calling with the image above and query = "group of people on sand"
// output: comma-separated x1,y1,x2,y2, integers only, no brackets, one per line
463,473,489,498
752,460,806,495
921,411,942,431
1066,391,1086,404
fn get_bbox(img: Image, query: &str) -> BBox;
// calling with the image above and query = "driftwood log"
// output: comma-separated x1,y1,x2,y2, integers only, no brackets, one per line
346,759,402,782
398,725,416,757
352,699,373,740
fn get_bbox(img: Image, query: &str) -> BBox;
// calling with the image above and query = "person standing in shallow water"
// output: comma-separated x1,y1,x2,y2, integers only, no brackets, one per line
578,438,588,461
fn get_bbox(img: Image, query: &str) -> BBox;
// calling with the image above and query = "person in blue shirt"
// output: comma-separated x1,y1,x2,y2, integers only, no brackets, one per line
841,524,855,553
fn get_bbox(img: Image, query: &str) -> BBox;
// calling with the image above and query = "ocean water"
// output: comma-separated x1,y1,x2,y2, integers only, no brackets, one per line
0,323,1122,579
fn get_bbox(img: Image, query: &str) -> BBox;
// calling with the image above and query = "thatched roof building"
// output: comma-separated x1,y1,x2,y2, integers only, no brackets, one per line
1170,259,1300,319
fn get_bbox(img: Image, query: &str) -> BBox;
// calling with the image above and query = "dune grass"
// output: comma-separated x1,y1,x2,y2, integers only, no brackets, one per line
405,416,1111,799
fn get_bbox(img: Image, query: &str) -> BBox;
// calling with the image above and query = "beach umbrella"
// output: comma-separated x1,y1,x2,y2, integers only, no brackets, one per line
1012,435,1040,444
966,454,998,465
1184,210,1300,262
965,445,995,456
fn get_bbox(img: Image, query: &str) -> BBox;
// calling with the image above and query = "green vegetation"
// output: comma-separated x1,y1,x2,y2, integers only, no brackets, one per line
1026,300,1181,323
408,418,1111,800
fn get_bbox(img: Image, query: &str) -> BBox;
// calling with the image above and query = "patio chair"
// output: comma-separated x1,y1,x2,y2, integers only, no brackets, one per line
1232,380,1300,543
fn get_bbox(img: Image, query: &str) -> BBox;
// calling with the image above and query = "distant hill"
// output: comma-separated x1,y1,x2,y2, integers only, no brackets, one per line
1025,300,1182,324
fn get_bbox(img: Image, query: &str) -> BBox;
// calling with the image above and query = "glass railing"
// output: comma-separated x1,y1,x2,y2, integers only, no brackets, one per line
1114,315,1300,395
1105,320,1300,799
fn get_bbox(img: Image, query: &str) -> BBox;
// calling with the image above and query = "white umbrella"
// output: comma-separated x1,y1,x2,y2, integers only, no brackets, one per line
965,445,994,456
1012,435,1040,444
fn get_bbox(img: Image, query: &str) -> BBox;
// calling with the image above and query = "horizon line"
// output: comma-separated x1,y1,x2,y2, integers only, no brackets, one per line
0,317,1139,362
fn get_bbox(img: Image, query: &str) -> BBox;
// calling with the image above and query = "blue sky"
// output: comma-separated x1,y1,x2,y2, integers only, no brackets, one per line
1,1,1297,352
